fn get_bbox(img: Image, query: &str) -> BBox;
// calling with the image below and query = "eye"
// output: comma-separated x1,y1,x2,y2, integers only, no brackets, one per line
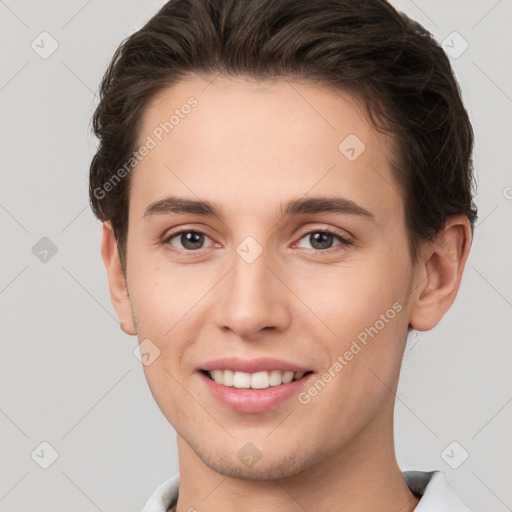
164,229,214,252
163,228,352,254
295,229,352,252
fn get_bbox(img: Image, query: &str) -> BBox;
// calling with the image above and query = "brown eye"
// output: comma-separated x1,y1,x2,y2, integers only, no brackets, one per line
165,230,211,251
297,230,352,252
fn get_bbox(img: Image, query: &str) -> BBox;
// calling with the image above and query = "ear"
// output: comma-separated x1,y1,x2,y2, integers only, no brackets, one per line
409,215,472,332
100,221,137,336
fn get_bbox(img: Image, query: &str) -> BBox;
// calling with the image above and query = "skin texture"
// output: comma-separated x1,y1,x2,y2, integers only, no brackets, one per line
101,76,472,512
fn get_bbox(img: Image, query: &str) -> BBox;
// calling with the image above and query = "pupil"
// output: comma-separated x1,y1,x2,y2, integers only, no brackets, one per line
182,231,204,250
311,232,332,250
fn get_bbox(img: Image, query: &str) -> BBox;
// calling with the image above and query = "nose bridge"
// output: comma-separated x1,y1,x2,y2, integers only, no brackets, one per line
232,242,269,298
217,235,289,338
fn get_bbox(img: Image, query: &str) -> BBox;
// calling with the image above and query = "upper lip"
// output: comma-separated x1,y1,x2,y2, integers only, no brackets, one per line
198,357,312,373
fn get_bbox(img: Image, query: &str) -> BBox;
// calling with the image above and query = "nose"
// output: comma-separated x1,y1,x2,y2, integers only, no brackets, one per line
216,246,292,341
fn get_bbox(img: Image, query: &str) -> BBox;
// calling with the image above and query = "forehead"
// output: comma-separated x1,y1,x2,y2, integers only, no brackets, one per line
130,76,401,223
138,75,378,156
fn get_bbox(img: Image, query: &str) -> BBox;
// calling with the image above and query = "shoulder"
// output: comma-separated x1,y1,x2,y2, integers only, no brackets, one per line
403,470,474,511
141,474,180,512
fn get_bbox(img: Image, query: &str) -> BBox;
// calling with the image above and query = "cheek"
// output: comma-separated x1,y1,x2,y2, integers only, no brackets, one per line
301,254,411,396
129,262,212,385
128,258,208,335
294,257,406,337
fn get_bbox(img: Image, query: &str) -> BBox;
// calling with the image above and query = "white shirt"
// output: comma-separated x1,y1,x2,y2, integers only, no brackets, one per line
142,470,473,512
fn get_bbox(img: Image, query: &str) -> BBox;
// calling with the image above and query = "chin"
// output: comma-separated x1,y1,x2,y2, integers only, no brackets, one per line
189,436,321,481
201,456,307,481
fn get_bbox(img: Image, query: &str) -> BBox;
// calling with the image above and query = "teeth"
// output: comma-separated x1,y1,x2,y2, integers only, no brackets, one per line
233,371,251,388
251,371,270,389
222,369,234,386
207,369,307,388
269,370,283,386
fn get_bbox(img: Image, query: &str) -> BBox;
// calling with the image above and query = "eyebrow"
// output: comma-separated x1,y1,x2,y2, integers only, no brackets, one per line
143,195,375,222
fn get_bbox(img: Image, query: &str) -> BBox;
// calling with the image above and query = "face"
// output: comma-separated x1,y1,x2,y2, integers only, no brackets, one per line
115,76,419,479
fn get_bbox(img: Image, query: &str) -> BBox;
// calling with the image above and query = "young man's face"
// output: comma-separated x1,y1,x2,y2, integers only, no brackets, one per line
105,76,434,479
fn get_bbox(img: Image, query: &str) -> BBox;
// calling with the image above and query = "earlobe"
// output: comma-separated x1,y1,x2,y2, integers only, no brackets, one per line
100,221,137,336
409,215,472,332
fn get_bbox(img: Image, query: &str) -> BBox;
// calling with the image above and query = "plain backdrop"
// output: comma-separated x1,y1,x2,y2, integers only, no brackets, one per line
1,0,511,510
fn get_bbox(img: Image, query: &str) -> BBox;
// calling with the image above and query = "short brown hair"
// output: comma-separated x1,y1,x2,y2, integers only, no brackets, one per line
89,0,478,273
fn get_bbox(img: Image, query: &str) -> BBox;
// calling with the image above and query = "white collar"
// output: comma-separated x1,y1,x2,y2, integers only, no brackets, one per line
142,470,471,512
402,470,471,511
142,474,180,512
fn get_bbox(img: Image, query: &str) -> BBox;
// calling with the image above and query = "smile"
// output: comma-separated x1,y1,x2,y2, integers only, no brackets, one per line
202,369,313,389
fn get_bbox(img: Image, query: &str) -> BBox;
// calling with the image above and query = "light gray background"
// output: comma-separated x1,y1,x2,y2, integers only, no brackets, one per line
1,0,511,510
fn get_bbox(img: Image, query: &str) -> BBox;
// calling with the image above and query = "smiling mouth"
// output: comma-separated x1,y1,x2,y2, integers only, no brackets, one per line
200,369,314,389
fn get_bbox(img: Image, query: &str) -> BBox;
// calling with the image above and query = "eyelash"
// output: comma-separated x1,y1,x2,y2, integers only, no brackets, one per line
162,227,353,255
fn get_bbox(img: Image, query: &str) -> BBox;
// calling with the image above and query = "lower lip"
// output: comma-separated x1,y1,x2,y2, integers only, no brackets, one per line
199,372,314,413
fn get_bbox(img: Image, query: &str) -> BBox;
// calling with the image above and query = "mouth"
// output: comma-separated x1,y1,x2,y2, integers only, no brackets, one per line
200,369,314,389
196,357,315,412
